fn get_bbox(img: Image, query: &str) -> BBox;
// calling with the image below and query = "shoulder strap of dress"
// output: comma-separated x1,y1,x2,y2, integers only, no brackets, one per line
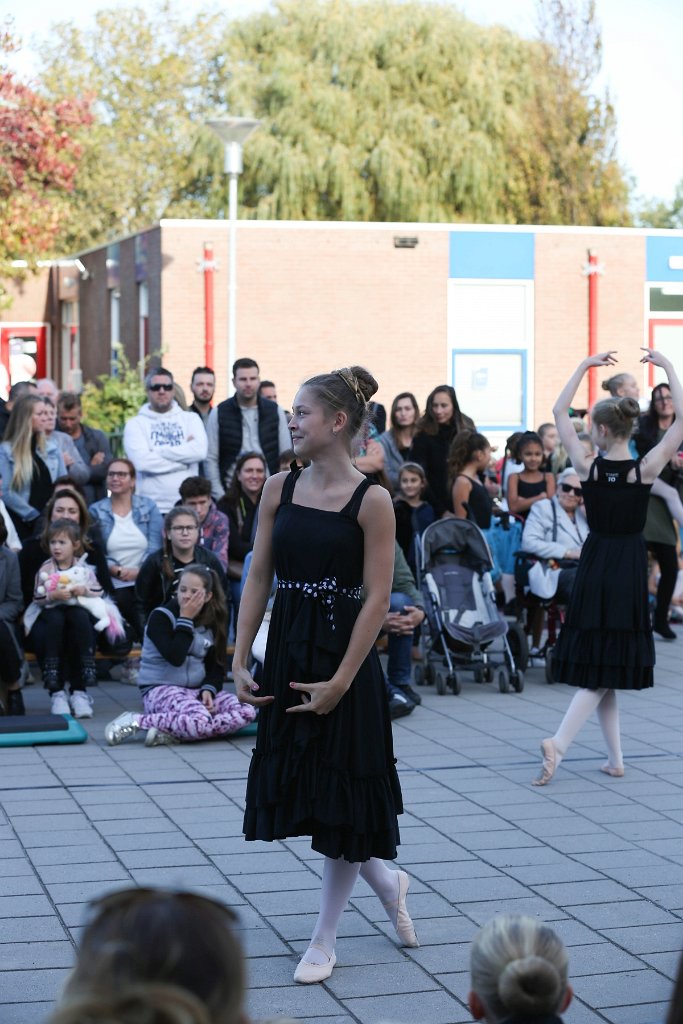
341,477,375,519
588,458,600,482
279,467,302,506
632,459,642,483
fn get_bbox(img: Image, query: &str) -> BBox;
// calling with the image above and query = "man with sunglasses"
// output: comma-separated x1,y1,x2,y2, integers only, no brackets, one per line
123,368,208,514
522,468,589,604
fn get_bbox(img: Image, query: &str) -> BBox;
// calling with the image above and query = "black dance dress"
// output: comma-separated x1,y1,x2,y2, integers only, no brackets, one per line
553,457,654,691
243,470,403,862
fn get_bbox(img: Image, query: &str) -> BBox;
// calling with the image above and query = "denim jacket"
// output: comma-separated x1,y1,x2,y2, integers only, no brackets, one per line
0,439,66,524
88,494,164,562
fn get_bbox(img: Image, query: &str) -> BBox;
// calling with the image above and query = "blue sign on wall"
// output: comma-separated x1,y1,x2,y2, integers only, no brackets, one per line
646,236,683,282
449,231,535,280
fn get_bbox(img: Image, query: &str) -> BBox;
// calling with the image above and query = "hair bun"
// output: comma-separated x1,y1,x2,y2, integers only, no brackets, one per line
617,396,640,420
348,366,379,404
601,380,612,392
498,956,562,1016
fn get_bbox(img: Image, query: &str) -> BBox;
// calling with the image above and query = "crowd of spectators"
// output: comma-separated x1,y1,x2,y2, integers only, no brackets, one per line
1,362,681,729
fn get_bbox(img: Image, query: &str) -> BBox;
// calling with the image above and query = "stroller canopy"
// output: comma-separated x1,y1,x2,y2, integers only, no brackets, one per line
420,518,494,575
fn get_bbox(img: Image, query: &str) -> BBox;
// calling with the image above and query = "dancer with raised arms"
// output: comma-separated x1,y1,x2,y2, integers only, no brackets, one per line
233,366,416,984
534,349,683,785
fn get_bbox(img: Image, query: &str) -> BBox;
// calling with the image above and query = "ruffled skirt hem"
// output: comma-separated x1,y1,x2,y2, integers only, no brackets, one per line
553,626,654,690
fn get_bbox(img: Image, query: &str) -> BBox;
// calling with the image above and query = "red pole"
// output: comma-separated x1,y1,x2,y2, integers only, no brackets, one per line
587,248,599,408
203,242,215,368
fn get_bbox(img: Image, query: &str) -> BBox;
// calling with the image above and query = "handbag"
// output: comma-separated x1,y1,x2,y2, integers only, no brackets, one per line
527,559,561,599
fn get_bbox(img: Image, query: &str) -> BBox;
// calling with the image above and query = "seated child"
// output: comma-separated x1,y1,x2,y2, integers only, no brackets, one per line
105,564,255,746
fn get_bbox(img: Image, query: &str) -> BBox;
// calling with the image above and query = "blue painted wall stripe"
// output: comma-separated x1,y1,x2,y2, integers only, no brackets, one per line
646,236,683,282
449,231,535,280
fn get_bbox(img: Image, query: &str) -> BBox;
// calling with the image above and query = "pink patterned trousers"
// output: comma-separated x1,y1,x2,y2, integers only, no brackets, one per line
140,685,256,741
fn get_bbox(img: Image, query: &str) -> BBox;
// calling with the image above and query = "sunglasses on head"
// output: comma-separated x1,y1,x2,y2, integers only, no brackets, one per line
149,383,174,392
561,483,583,497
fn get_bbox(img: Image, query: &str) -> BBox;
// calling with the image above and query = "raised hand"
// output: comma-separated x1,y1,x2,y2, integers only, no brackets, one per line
640,348,671,368
585,351,618,368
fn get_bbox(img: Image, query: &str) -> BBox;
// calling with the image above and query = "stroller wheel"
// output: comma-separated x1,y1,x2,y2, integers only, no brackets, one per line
435,671,447,695
511,670,525,693
506,622,529,672
473,665,484,684
448,671,462,696
497,667,511,694
484,663,494,683
424,663,434,685
413,664,424,686
545,648,556,684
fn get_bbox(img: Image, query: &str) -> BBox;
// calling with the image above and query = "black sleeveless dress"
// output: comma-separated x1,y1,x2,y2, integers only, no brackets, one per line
243,470,403,862
553,457,654,691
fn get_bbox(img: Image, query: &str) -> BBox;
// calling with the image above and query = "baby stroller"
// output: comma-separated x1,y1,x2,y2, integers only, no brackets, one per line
414,518,525,695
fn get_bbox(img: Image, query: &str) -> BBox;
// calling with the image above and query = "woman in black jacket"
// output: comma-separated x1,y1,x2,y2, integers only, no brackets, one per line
216,451,266,623
135,506,228,626
410,385,474,516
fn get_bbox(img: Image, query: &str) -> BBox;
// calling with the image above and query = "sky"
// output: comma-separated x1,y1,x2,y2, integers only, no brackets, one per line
4,0,682,205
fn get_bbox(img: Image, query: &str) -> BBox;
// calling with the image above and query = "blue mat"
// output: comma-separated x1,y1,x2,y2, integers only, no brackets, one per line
0,714,88,746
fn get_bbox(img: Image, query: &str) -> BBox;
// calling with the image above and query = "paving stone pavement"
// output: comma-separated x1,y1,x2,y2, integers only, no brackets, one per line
2,638,683,1024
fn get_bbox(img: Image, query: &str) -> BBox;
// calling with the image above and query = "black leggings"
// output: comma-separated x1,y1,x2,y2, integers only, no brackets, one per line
647,541,678,629
29,606,96,691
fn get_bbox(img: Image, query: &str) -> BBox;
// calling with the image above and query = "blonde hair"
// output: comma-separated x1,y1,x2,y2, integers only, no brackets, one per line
591,396,640,441
3,394,46,490
470,915,568,1022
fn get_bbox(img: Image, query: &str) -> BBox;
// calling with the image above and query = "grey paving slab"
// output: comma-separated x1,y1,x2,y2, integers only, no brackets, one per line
7,657,683,1021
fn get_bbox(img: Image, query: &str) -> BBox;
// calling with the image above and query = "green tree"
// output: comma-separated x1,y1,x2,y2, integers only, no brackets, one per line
36,0,631,247
638,180,683,229
80,351,146,434
36,3,232,252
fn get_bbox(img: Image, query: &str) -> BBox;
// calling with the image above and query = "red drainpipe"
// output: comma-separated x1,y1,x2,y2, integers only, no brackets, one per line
587,249,599,409
202,242,215,368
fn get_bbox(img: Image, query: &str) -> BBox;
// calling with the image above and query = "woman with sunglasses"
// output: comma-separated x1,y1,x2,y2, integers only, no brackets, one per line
522,469,589,605
635,382,683,639
135,506,228,624
534,349,683,786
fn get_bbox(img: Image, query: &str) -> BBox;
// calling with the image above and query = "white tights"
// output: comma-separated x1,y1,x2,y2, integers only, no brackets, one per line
304,856,399,964
553,687,623,770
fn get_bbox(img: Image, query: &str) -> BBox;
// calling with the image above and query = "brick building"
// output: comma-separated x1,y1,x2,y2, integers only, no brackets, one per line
2,221,683,446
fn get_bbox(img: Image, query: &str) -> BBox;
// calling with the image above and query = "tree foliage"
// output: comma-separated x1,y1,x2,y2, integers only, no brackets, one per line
638,180,683,229
0,26,90,268
34,0,631,252
80,351,146,434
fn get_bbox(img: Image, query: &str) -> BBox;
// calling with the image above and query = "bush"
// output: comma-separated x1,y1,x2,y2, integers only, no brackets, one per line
80,352,146,435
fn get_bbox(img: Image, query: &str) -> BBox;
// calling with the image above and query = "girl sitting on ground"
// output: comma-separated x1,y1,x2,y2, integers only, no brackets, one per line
106,564,255,747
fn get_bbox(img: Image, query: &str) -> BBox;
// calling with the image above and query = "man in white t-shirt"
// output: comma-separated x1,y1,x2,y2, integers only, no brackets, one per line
123,369,208,513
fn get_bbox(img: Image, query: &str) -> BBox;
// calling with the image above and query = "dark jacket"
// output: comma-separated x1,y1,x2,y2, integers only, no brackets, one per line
411,417,474,516
0,547,23,623
135,545,228,625
73,422,113,504
217,395,281,484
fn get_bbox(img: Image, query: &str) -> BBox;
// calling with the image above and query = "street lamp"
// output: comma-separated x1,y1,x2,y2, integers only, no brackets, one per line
206,116,261,395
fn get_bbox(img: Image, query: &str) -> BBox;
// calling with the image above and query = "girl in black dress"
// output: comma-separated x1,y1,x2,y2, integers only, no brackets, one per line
507,431,555,521
233,366,416,985
534,349,683,786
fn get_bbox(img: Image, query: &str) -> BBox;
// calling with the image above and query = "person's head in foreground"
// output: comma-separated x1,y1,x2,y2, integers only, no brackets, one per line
50,887,245,1024
469,915,572,1024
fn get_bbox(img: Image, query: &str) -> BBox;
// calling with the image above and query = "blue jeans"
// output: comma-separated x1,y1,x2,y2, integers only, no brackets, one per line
386,592,413,686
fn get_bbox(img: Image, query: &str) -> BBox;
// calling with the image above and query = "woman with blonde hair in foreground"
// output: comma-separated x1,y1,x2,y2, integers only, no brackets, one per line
469,915,573,1024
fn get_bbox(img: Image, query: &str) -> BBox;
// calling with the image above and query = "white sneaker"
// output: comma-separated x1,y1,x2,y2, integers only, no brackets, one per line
50,690,70,716
105,711,141,745
144,727,179,747
70,692,94,719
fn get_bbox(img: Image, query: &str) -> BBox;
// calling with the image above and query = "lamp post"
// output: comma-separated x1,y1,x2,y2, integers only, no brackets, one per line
206,116,261,395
